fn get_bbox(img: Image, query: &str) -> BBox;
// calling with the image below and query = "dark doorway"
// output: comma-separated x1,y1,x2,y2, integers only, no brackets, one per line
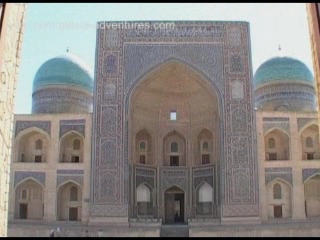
164,186,185,224
170,156,179,166
71,156,80,163
69,207,78,221
34,155,42,162
274,205,282,218
174,193,184,223
19,203,28,219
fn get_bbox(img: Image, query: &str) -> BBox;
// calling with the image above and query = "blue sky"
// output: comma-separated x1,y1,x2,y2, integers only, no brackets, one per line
15,3,313,114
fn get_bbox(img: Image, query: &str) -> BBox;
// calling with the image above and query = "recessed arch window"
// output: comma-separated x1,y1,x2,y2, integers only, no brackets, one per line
171,142,178,153
170,111,177,121
136,183,153,216
306,137,313,148
139,141,146,150
268,138,275,149
202,141,209,151
15,179,44,220
70,186,78,201
21,189,28,200
136,184,151,203
35,139,42,150
73,139,81,150
198,182,213,202
273,183,282,199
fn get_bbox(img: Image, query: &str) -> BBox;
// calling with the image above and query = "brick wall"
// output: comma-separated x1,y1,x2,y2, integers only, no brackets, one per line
0,3,27,237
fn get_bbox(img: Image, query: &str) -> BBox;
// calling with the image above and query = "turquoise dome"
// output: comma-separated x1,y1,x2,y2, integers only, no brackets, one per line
32,53,94,93
253,57,314,87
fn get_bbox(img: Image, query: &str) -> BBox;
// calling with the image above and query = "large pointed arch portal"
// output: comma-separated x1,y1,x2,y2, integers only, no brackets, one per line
90,21,259,224
128,60,220,223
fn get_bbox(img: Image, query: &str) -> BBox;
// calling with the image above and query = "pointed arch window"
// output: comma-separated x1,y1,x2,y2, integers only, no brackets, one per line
306,137,313,148
268,138,275,149
35,139,42,150
273,183,282,199
171,142,178,153
73,139,81,150
70,186,78,201
21,189,28,200
170,142,179,166
139,141,147,164
198,182,213,202
136,184,151,203
202,142,209,151
136,184,153,216
201,141,210,164
170,111,177,121
139,141,146,150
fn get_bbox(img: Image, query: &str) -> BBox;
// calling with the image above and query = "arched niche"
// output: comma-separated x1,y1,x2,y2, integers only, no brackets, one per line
57,182,82,221
14,179,44,219
59,132,84,163
266,179,292,219
163,131,186,167
264,129,290,161
16,129,49,163
135,129,153,165
164,185,185,224
196,129,214,165
196,182,213,217
136,183,153,218
127,60,221,222
128,60,220,168
300,124,320,160
274,105,289,111
304,174,320,218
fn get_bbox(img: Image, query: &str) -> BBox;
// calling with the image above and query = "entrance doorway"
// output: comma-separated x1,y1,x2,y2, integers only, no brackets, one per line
69,207,78,221
164,186,185,224
19,203,28,219
170,156,179,166
274,205,282,218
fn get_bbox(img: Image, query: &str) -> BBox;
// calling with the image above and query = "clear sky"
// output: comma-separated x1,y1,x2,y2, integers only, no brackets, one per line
14,3,313,114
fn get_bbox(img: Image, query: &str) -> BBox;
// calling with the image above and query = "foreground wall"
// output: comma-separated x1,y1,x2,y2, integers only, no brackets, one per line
8,221,160,237
0,3,27,237
307,3,320,115
7,220,320,237
190,222,320,237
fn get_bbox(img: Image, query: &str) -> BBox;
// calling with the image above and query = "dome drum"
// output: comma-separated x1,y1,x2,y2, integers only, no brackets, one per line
32,87,93,114
253,57,316,112
31,53,94,114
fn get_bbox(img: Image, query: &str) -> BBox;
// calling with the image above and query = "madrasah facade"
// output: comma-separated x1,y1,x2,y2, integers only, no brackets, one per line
7,21,320,237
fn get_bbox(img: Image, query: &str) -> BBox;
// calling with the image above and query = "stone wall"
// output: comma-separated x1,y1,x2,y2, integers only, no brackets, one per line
307,3,320,113
256,111,320,221
0,3,27,237
8,114,92,224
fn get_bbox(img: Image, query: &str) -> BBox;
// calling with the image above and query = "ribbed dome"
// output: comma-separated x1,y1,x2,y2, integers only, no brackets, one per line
253,56,314,88
253,56,316,112
32,53,94,93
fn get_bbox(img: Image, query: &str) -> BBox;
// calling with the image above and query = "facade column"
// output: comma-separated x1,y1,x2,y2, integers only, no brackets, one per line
290,115,306,219
43,118,58,221
256,112,268,221
82,115,92,223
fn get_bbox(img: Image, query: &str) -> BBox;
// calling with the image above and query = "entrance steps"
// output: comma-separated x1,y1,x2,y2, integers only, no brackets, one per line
160,224,189,237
